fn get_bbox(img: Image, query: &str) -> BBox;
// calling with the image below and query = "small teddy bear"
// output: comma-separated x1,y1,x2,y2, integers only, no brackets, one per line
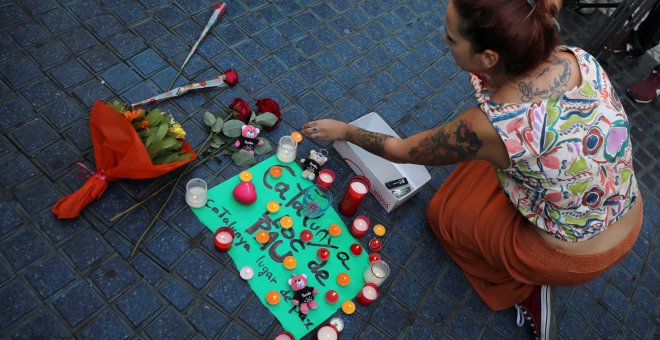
288,273,318,314
234,125,264,155
300,149,328,181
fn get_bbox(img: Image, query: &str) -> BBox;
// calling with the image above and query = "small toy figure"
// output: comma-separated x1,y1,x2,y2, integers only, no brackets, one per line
234,125,264,155
288,274,318,314
300,149,328,181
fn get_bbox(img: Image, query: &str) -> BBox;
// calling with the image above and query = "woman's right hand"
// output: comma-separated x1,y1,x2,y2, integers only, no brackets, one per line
302,119,352,142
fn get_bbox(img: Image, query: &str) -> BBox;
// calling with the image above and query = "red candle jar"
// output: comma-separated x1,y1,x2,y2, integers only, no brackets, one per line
316,169,336,189
316,323,340,340
274,331,295,340
338,176,370,216
350,215,370,239
356,283,379,306
368,238,382,252
214,227,234,252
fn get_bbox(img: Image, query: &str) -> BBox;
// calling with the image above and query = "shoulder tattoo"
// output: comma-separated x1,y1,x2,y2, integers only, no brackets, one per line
518,56,572,102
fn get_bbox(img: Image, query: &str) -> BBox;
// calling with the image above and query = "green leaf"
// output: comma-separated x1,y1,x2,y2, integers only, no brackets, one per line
160,137,180,150
212,119,224,133
108,101,127,114
254,137,272,155
155,123,168,141
145,109,164,125
145,129,155,147
147,139,163,153
254,112,278,127
231,149,257,167
157,151,192,165
203,111,216,127
212,135,227,148
165,130,178,139
223,119,245,138
249,111,257,124
150,108,163,116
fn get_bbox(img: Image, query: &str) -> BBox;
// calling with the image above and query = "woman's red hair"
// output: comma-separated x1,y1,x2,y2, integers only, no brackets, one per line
452,0,563,76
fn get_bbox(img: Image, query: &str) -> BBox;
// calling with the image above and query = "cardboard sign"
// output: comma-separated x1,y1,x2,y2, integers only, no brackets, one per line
192,156,369,339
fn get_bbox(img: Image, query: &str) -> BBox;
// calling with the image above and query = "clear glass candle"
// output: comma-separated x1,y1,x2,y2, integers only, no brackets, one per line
363,260,390,286
185,178,208,208
302,184,333,218
276,135,297,163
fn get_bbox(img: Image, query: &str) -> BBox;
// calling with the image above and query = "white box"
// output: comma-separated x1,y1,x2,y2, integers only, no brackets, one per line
333,112,432,212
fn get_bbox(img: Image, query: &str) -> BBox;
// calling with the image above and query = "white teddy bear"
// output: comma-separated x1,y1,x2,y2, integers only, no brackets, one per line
300,149,328,180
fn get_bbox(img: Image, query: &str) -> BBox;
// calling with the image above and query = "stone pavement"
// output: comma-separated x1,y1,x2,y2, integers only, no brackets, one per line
0,0,658,339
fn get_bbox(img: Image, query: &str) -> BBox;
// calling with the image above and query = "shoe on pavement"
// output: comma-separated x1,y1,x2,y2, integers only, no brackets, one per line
627,67,660,104
515,285,556,340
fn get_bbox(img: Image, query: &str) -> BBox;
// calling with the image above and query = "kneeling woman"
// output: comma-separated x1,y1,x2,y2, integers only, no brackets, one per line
302,0,642,339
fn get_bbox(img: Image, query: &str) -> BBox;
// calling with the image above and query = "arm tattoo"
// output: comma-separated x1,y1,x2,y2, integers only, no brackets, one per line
408,119,482,165
345,128,391,158
518,56,571,102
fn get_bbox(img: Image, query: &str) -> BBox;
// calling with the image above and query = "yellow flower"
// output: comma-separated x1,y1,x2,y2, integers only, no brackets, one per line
122,109,143,122
169,122,186,139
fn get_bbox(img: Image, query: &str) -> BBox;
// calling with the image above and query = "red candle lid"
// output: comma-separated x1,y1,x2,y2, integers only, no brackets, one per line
325,290,339,304
368,253,381,263
300,230,313,242
368,238,382,252
317,248,330,261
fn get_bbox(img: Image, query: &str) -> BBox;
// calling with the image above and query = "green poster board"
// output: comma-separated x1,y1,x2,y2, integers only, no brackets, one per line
192,155,369,339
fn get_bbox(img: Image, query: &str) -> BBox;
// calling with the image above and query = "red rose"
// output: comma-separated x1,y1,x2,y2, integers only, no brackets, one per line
256,98,281,131
230,98,251,123
224,69,238,86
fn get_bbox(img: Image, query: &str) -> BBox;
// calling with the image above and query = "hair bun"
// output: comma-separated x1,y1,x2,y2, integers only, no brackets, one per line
533,0,562,21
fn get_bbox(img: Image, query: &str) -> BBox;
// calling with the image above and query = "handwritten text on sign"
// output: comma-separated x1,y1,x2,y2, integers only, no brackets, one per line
192,157,368,339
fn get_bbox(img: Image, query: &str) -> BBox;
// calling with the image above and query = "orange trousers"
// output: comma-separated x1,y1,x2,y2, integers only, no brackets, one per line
426,161,643,311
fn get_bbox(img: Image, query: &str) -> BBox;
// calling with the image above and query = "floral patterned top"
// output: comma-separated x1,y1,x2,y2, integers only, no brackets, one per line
471,46,638,242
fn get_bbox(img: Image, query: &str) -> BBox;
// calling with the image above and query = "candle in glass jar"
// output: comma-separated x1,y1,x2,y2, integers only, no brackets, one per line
316,324,339,340
276,136,297,163
338,176,370,216
350,215,370,238
274,331,294,340
185,178,208,208
316,169,336,189
363,260,390,286
214,227,234,252
356,283,379,306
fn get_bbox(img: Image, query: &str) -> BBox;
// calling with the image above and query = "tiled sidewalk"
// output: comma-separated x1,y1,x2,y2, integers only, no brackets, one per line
1,0,658,339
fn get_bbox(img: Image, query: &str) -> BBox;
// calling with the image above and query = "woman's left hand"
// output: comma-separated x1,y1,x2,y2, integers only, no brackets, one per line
302,119,352,141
